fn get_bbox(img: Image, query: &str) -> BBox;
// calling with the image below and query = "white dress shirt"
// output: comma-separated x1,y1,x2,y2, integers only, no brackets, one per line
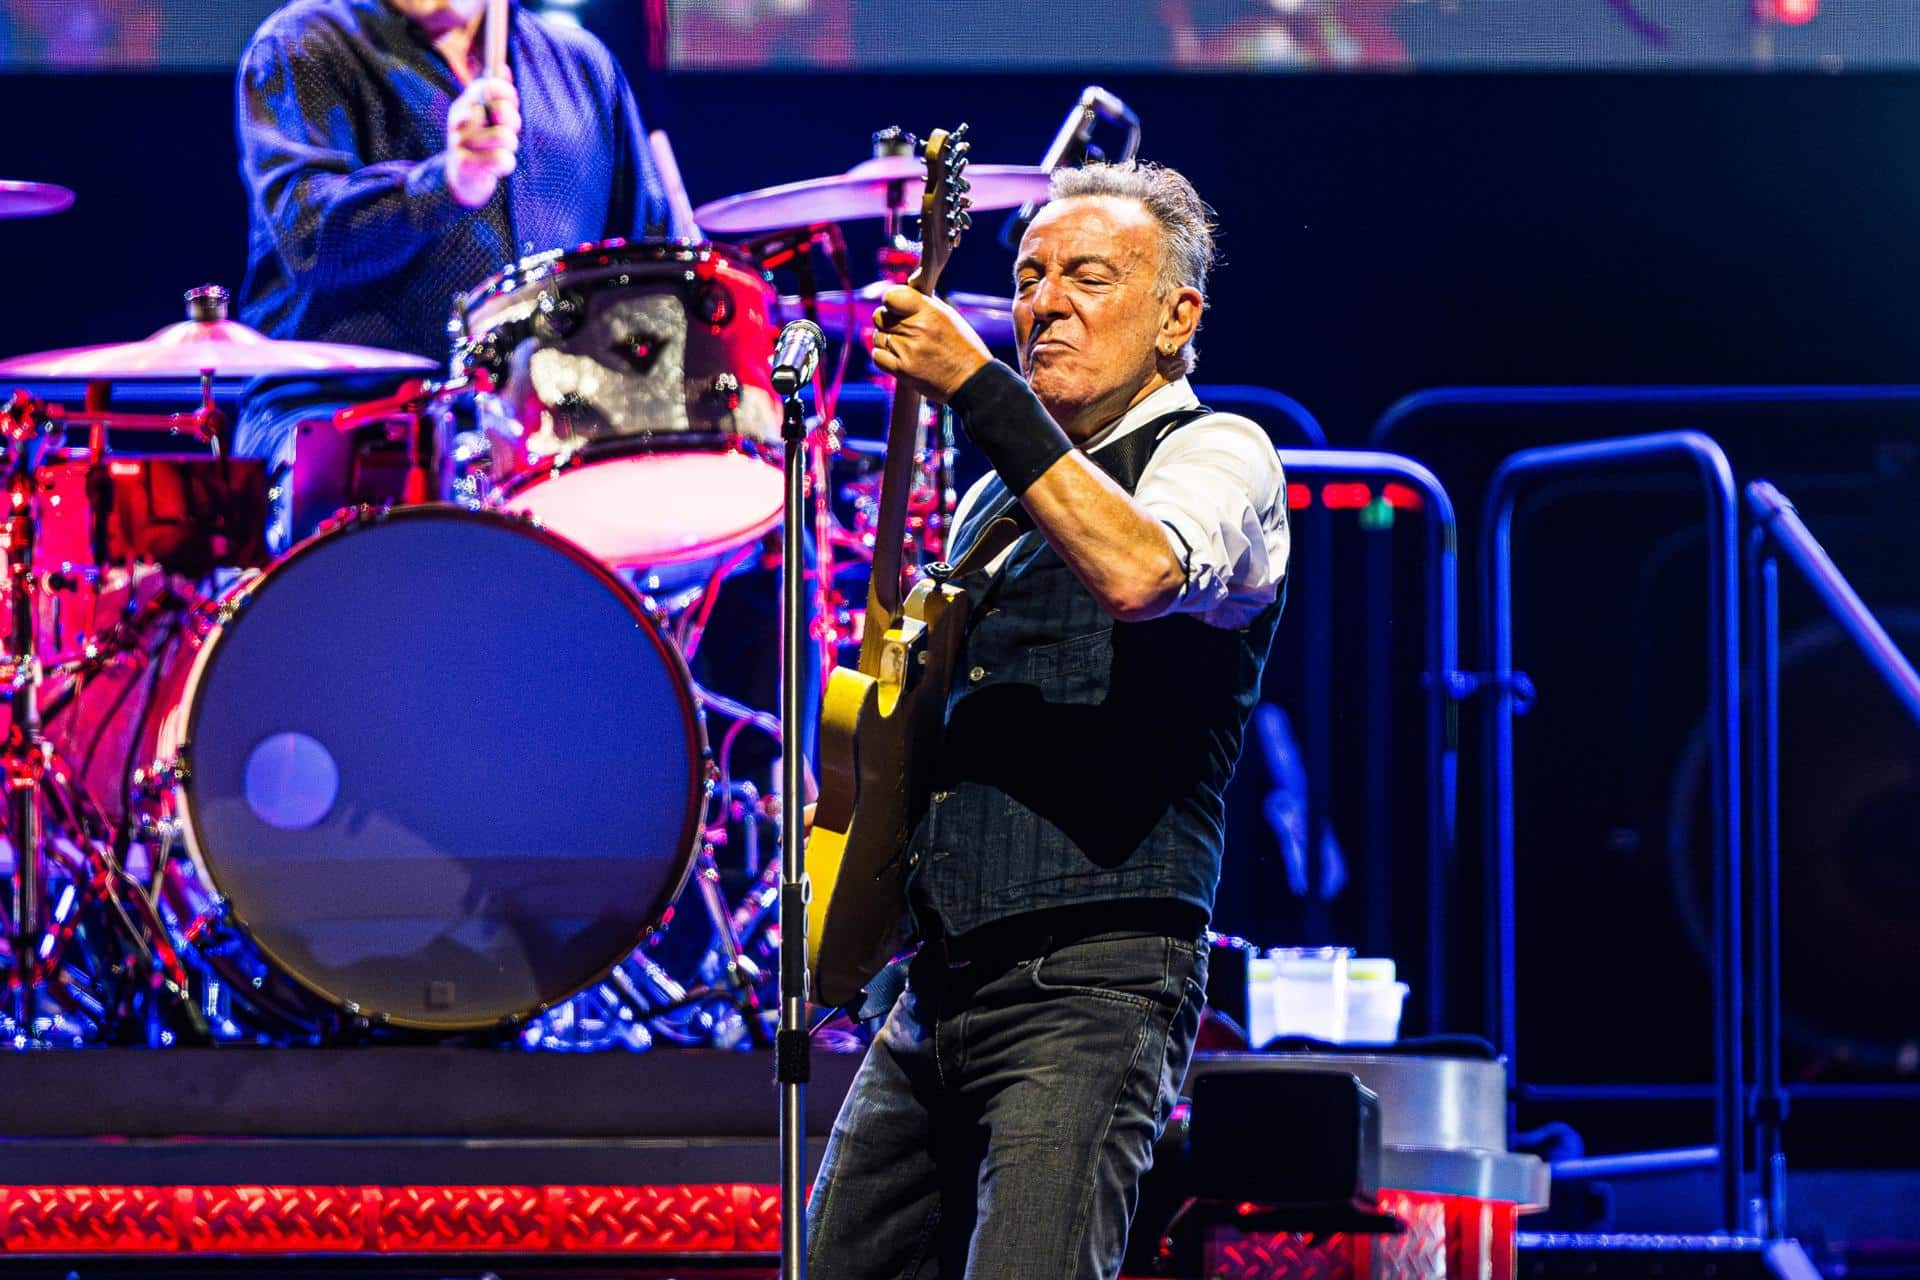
950,377,1289,630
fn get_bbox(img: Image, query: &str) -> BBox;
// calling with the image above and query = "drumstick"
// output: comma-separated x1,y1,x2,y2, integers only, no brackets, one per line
648,130,702,241
484,0,510,82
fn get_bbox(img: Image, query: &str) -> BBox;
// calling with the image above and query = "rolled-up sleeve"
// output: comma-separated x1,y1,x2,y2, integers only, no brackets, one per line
1133,414,1289,629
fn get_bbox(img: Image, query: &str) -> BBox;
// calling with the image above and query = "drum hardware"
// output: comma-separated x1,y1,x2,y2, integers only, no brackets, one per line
0,391,219,1043
605,845,774,1048
525,777,781,1054
328,375,465,505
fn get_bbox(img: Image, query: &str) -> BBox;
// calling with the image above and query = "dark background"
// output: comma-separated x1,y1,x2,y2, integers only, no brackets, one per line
4,59,1919,1154
10,69,1920,437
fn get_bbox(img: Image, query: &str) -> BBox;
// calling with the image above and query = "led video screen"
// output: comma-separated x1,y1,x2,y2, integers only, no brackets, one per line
1,0,1916,71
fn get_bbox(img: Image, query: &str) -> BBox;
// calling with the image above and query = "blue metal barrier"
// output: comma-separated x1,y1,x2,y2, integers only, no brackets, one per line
1276,450,1459,1032
1480,431,1743,1233
1372,383,1920,448
1742,480,1920,1240
1198,385,1328,447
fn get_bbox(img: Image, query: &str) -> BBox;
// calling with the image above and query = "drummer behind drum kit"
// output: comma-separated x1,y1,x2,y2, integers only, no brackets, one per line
0,129,1071,1051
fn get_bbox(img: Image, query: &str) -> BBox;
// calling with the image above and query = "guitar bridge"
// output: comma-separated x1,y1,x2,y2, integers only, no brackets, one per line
880,617,929,691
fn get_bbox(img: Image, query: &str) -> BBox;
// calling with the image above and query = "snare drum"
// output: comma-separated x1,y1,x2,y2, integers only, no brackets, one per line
453,239,785,570
73,505,707,1032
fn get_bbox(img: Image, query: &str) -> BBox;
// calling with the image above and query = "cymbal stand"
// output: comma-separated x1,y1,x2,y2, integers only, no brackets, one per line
11,377,223,448
0,387,218,1042
0,394,54,1037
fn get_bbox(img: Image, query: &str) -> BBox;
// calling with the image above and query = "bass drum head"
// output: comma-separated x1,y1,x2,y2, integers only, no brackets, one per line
176,506,704,1031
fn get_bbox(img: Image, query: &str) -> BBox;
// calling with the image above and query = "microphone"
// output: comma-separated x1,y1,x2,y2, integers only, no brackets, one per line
770,318,825,397
999,86,1141,249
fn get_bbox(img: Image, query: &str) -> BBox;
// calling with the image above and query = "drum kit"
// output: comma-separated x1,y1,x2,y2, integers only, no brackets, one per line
0,140,1053,1050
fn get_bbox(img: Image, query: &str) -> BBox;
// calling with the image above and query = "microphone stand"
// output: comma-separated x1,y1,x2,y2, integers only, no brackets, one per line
776,379,812,1280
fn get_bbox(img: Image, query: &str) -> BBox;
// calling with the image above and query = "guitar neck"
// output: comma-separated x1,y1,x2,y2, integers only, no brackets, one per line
865,386,924,615
858,279,936,671
849,122,968,675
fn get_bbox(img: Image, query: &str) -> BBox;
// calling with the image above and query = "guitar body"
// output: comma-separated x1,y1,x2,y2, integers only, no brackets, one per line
807,575,974,1008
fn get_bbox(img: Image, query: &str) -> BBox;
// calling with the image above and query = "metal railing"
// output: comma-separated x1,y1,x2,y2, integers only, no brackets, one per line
1479,431,1743,1232
1742,480,1920,1239
1275,449,1459,1032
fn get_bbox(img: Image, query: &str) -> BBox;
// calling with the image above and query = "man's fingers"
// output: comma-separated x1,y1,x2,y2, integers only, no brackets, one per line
880,285,926,317
456,125,520,154
476,99,522,136
457,148,517,179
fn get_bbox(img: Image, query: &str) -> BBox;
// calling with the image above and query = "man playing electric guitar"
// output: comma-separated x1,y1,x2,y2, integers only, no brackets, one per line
807,160,1289,1279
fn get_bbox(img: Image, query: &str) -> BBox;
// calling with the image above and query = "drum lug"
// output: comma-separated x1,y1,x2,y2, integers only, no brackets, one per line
534,289,585,341
703,373,742,414
134,752,189,796
315,503,388,539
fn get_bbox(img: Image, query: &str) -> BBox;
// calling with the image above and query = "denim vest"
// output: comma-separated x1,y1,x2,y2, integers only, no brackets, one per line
903,410,1286,939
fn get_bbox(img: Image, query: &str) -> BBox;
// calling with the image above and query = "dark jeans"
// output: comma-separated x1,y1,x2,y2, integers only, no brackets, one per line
806,928,1208,1280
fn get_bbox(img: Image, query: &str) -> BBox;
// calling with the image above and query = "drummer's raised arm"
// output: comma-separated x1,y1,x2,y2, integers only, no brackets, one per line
237,24,468,293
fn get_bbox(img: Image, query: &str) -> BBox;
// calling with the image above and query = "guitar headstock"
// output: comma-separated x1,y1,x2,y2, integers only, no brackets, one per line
912,124,971,295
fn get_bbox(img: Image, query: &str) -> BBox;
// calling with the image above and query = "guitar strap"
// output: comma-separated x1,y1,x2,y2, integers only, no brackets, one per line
946,404,1218,572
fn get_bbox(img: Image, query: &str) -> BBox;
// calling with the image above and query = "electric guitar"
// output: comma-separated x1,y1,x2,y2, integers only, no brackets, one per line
805,126,1009,1007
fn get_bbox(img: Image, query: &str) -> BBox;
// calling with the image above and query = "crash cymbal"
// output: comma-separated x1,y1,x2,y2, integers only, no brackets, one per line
696,157,1051,235
0,181,75,220
0,285,438,380
777,281,1016,347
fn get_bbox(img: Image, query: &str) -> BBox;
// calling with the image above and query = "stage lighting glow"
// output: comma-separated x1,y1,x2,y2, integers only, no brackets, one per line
1320,482,1374,510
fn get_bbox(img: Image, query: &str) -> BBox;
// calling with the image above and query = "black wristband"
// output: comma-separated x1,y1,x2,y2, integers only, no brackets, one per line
948,362,1074,498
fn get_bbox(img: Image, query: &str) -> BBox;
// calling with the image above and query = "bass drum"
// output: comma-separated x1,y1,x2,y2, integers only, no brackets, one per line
143,506,706,1032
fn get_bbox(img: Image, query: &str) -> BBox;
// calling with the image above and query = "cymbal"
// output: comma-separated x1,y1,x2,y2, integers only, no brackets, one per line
0,286,438,380
777,281,1016,347
696,156,1052,235
0,181,75,220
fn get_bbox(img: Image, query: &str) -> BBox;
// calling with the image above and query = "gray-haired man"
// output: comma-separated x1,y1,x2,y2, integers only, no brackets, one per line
806,161,1290,1279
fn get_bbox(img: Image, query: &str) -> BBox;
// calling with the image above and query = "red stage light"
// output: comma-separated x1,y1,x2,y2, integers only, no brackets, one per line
1319,482,1374,510
1286,483,1312,510
1766,0,1818,24
1382,482,1425,512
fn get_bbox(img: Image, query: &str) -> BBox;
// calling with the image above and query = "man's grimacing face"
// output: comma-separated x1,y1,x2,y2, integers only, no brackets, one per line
1012,195,1185,437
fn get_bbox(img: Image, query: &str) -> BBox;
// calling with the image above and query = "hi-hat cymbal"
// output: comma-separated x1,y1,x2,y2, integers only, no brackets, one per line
777,282,1017,347
0,181,75,220
0,285,438,380
696,156,1052,235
